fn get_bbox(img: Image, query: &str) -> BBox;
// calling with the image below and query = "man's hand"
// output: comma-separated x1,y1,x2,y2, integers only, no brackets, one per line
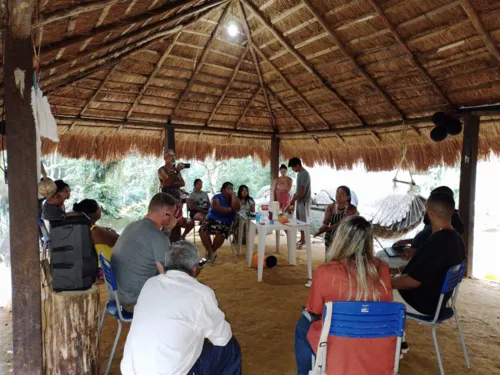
400,248,416,260
175,163,185,172
389,268,399,275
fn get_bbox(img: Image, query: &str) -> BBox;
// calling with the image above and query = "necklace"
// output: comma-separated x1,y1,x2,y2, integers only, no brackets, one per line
164,165,176,173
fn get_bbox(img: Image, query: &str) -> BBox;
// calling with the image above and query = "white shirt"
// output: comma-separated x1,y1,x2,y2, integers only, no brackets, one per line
121,271,232,375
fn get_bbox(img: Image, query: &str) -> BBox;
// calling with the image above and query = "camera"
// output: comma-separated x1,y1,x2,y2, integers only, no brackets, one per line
178,162,191,169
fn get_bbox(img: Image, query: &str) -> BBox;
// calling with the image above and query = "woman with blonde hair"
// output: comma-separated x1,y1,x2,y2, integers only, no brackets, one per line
295,216,394,375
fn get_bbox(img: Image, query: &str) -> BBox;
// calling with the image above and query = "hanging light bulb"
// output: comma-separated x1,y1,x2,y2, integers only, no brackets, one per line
227,20,239,38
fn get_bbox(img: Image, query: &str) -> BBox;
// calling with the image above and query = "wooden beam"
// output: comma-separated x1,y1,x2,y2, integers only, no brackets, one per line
54,115,274,136
238,1,276,131
126,33,181,120
459,0,500,64
125,0,138,15
66,16,77,37
264,2,464,75
279,116,435,137
270,134,280,186
39,0,223,72
95,5,112,28
252,45,330,129
71,65,120,129
234,88,262,129
366,0,454,107
459,114,480,277
207,45,250,125
42,3,223,90
171,3,231,119
4,0,43,373
35,0,127,27
266,88,307,131
241,0,364,125
302,0,404,119
165,126,175,151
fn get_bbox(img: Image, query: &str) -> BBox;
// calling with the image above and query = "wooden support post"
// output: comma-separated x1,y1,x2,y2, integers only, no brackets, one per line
459,114,480,277
4,0,43,373
165,126,175,152
270,134,280,199
44,285,100,374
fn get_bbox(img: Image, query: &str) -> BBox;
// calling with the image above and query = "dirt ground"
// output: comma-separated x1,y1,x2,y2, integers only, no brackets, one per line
1,239,499,375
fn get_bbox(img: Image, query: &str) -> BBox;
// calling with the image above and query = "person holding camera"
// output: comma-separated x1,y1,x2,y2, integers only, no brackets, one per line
121,241,241,375
158,149,194,241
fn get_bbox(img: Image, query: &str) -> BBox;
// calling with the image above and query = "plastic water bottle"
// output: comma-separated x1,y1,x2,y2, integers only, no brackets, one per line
256,212,261,222
260,210,269,224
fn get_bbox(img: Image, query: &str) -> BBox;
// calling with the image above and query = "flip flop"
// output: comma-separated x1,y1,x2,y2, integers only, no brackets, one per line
208,254,217,263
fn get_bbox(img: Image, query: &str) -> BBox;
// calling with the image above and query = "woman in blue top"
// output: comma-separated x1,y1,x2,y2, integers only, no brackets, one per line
199,182,240,261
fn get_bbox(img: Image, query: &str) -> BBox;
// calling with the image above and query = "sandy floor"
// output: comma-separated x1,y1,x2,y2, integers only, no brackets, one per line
1,239,499,375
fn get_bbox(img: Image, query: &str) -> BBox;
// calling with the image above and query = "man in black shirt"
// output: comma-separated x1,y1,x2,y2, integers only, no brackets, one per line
391,192,466,316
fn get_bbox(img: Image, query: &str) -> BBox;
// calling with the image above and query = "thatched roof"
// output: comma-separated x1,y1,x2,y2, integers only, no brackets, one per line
7,0,500,169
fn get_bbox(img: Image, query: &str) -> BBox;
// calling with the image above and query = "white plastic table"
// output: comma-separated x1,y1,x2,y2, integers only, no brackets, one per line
238,214,312,282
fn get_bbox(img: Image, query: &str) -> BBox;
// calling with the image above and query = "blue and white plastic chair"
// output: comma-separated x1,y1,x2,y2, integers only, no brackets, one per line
98,253,133,375
406,262,470,375
310,301,406,375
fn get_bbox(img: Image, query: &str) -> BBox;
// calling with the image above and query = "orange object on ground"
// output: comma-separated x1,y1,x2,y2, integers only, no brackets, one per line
251,253,278,269
251,252,265,269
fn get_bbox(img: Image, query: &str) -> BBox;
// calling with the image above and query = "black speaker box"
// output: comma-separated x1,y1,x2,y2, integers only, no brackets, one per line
49,213,97,292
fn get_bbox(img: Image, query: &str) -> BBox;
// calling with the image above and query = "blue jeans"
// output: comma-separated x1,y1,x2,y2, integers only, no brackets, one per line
188,337,242,375
295,315,315,375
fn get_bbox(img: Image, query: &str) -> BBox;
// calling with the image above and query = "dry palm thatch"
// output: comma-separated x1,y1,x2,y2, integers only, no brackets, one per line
3,0,500,169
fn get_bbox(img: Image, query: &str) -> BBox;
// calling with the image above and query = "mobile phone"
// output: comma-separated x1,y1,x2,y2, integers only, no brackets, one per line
183,163,191,168
198,257,208,267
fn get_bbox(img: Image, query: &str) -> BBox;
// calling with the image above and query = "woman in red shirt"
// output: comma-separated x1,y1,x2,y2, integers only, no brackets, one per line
295,216,394,375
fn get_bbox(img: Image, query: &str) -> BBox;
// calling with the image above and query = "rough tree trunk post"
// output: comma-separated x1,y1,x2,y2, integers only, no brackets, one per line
165,126,175,152
44,285,100,374
459,114,480,277
4,0,43,373
270,135,280,201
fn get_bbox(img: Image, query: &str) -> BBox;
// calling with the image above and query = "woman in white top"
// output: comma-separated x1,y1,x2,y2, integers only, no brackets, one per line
187,179,211,222
237,185,255,213
234,185,255,244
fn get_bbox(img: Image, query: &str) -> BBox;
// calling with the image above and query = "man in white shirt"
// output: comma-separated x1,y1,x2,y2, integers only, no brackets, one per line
121,241,241,375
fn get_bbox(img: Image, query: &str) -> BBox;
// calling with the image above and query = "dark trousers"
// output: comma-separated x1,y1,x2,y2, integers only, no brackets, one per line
295,315,315,375
188,337,242,375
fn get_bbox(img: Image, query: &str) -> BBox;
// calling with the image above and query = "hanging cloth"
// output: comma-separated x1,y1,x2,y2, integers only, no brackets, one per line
31,72,59,179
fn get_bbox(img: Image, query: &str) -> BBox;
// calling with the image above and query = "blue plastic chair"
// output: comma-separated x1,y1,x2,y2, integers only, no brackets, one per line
406,262,470,375
98,253,133,375
310,301,406,375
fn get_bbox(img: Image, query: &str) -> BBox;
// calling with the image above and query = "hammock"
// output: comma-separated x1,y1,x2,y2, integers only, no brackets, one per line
371,187,426,239
370,129,426,239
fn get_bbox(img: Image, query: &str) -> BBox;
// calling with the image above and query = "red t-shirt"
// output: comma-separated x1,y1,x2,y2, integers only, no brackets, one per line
306,260,395,375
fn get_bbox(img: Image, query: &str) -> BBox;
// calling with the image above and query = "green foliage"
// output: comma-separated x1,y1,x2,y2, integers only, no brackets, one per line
36,153,275,227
